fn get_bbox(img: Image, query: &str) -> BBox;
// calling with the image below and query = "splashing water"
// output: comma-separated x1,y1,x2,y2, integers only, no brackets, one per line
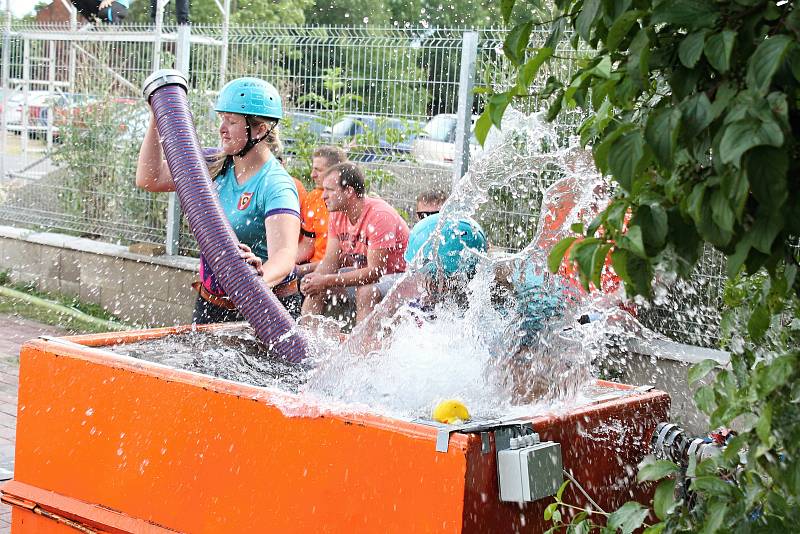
113,108,669,422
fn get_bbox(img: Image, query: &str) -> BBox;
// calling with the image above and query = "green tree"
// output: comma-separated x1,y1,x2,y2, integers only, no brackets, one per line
478,0,800,531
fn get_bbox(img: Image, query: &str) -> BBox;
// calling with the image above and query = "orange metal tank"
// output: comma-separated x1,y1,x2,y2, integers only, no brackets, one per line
2,326,669,533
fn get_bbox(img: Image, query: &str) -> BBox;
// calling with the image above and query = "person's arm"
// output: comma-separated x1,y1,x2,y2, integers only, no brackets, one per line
299,234,341,296
135,110,175,192
296,235,315,264
260,214,300,287
316,247,389,289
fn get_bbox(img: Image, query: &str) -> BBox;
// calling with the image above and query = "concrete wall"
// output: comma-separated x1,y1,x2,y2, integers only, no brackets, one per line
0,226,198,328
619,338,730,436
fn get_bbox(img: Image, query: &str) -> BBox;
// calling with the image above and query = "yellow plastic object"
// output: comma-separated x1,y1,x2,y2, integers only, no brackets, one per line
433,399,471,424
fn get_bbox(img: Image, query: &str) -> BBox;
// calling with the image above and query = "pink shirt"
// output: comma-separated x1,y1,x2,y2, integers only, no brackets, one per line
329,197,409,274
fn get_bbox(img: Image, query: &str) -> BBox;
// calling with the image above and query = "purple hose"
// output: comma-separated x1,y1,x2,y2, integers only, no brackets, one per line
142,70,307,363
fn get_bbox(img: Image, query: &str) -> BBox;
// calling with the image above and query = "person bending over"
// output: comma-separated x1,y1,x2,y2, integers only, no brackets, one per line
300,162,409,323
295,145,348,277
70,0,129,24
136,77,302,321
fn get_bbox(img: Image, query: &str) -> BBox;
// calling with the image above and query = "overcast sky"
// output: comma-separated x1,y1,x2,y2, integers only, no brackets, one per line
3,0,38,18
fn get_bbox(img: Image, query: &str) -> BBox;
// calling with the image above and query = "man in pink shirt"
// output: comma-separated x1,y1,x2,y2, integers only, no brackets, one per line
300,161,409,323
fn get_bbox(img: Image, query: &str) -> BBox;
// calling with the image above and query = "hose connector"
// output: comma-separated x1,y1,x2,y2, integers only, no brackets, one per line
142,69,188,102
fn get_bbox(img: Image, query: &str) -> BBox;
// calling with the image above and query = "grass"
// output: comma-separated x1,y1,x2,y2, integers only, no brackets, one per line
0,271,128,334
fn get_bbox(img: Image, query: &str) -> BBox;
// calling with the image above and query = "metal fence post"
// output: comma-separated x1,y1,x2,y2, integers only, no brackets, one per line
452,31,478,187
1,6,11,180
164,24,192,256
152,0,166,70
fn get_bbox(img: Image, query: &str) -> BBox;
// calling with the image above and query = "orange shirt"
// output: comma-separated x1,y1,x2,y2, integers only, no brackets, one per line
302,188,329,262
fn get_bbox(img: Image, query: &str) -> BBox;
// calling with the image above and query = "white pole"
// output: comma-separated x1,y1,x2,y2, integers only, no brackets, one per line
152,0,167,70
1,3,11,180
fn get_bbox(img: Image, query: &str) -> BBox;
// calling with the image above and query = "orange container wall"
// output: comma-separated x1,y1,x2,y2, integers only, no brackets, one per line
3,327,670,533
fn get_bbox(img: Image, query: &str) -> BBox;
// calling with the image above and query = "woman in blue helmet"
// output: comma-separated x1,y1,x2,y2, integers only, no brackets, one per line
351,211,580,402
136,77,302,322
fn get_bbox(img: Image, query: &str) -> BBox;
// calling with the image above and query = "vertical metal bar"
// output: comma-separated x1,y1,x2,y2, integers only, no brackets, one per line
1,5,11,180
46,39,55,150
452,31,477,186
165,24,192,256
21,37,29,156
219,0,231,88
153,0,166,70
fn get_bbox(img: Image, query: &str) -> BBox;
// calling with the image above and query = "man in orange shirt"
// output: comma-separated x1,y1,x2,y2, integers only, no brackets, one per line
295,145,347,276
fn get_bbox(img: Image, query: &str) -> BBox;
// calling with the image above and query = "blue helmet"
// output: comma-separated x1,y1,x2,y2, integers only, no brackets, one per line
215,77,283,120
404,213,488,276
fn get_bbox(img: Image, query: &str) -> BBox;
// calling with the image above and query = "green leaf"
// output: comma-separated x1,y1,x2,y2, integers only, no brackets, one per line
719,118,784,167
703,30,736,73
576,0,601,43
757,354,795,395
749,208,784,255
608,130,644,192
544,17,567,51
500,0,516,24
644,525,666,534
688,359,718,384
572,239,601,291
654,478,676,520
694,384,717,415
651,0,720,30
746,35,793,95
702,500,728,534
544,501,557,521
488,92,511,129
625,252,653,297
504,20,534,67
691,476,735,497
637,459,679,482
607,502,650,534
748,304,771,340
518,47,553,88
710,189,734,233
591,244,612,289
606,10,642,52
620,225,647,258
756,403,772,443
680,93,712,137
637,204,668,255
556,479,569,501
548,237,577,273
474,110,493,146
746,146,788,212
678,30,708,68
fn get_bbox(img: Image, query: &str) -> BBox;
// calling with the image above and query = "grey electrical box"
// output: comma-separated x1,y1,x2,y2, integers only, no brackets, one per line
498,441,563,502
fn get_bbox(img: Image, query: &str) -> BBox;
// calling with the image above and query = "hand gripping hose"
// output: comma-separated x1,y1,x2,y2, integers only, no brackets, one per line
142,70,307,363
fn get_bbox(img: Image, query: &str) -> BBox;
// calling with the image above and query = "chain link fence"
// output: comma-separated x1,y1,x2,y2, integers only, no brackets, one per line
0,22,726,347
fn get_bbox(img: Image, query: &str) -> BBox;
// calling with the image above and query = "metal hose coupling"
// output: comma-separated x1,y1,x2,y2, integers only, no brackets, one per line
141,70,308,363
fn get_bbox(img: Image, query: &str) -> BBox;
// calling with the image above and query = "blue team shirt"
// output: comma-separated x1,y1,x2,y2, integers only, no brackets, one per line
199,152,300,295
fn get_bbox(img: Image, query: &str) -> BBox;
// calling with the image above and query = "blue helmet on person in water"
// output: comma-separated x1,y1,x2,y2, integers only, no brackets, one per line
404,213,488,277
215,77,283,120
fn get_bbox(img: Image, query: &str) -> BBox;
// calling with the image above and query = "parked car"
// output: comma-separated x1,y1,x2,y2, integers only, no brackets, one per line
411,113,482,166
2,90,49,133
282,111,330,154
321,114,423,161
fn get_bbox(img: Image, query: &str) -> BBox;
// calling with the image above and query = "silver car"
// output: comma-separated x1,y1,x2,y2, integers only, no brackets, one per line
411,114,481,166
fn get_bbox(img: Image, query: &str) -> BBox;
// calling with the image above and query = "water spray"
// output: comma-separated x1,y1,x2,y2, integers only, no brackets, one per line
142,69,307,363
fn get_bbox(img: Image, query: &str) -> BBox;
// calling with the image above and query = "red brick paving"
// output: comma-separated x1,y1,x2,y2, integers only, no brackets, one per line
0,315,67,533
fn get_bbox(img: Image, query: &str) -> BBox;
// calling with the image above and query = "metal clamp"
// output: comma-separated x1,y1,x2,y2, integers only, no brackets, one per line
142,69,188,101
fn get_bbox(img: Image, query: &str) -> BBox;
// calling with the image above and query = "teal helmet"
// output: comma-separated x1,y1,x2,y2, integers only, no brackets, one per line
215,77,283,120
405,213,488,276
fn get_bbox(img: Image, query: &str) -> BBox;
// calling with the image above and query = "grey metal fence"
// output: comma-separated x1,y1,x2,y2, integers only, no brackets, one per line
0,21,727,347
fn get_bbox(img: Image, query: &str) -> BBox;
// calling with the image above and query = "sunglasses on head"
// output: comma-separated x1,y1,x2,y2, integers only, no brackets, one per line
416,210,439,220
